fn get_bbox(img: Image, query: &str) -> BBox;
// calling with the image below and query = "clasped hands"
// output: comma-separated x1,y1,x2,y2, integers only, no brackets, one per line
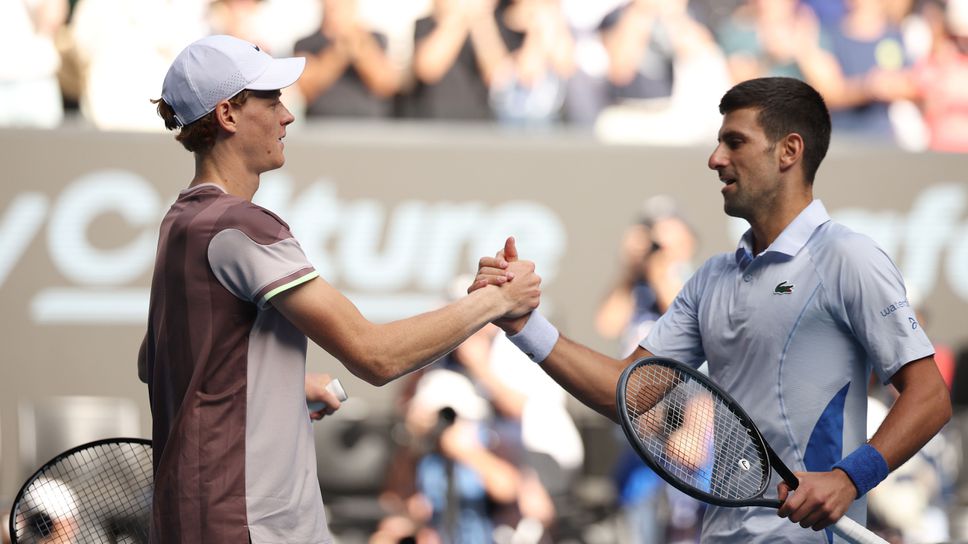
468,236,540,332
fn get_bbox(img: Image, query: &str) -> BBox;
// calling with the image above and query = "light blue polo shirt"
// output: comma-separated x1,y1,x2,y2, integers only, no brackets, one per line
641,200,934,543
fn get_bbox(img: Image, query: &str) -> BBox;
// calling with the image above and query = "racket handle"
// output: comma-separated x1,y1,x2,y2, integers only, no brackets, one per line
308,378,348,412
830,515,888,544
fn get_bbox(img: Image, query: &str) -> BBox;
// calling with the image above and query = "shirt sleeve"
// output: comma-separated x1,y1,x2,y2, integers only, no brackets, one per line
826,233,934,383
640,260,711,367
207,207,318,309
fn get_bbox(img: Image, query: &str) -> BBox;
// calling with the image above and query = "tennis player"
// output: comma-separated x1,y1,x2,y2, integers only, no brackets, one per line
139,35,541,544
473,77,951,542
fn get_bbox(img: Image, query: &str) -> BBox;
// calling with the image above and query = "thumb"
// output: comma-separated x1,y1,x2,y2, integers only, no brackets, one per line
504,236,518,262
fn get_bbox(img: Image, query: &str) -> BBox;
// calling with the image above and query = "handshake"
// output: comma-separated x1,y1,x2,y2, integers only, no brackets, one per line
466,236,543,333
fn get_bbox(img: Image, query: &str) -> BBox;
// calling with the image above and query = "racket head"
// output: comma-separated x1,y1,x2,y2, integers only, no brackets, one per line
9,437,153,544
616,357,778,508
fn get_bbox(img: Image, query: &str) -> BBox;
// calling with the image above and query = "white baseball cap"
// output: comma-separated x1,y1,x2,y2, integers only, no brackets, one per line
162,35,306,126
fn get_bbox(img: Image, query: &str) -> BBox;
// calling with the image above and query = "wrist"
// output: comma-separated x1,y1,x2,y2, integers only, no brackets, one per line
506,311,559,363
832,443,890,498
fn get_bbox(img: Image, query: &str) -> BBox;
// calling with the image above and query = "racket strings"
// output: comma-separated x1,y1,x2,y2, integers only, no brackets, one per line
625,366,769,501
13,441,152,543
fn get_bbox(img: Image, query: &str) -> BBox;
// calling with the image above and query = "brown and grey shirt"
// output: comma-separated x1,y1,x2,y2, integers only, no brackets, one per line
145,184,332,543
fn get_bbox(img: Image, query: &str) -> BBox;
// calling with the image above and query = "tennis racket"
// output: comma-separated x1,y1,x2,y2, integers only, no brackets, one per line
616,357,887,544
9,437,153,544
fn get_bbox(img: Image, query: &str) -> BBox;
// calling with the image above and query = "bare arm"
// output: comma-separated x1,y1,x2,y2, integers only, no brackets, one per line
870,356,951,471
346,30,402,97
467,11,513,86
778,356,951,529
602,5,656,85
524,333,650,421
440,421,521,502
272,263,539,386
296,45,352,103
413,14,472,84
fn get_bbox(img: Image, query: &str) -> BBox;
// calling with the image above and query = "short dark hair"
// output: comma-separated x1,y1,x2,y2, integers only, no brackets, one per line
719,77,831,183
151,90,255,154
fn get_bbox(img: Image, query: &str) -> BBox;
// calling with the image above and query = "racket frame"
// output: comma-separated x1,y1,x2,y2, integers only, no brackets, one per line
616,356,798,508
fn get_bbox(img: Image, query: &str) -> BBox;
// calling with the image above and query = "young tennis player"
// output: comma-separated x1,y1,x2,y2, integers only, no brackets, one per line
473,77,951,542
139,34,541,544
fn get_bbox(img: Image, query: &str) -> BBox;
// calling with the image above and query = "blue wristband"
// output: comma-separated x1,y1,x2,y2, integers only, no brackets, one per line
506,311,559,363
832,444,890,498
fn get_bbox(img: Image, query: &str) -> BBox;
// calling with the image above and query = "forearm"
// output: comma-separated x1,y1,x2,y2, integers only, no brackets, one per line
531,333,641,422
296,48,351,102
603,15,653,84
454,447,520,503
351,34,402,97
277,279,509,386
468,365,527,419
468,18,511,86
414,17,470,83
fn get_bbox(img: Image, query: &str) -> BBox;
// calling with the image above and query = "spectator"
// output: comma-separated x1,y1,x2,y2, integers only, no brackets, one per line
209,0,271,50
69,0,207,131
557,0,621,125
209,0,321,55
0,0,68,128
392,366,523,544
293,0,402,119
715,0,844,92
374,275,583,544
593,0,730,145
406,0,514,120
595,196,697,356
897,0,968,152
452,323,584,542
489,0,576,125
594,197,701,544
822,0,914,143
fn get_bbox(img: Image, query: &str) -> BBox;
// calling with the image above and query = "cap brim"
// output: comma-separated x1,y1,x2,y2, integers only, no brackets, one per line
247,56,306,91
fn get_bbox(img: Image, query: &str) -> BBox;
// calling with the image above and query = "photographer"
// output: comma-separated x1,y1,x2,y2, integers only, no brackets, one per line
595,196,698,357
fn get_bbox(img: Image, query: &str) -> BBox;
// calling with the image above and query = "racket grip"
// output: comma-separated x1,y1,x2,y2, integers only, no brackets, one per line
308,378,348,412
830,515,888,544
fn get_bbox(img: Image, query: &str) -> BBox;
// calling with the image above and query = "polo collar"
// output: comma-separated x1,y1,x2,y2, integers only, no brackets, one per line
734,200,831,266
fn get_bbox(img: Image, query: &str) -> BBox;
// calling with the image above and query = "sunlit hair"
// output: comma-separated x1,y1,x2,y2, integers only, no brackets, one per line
151,90,255,154
719,77,831,183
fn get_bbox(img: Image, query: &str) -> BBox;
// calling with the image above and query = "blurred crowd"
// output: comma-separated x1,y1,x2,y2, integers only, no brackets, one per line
3,0,968,151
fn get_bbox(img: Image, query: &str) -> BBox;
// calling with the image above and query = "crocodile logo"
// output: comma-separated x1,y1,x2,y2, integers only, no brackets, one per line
773,281,794,295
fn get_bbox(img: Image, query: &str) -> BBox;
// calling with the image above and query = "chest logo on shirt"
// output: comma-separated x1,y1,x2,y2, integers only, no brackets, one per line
773,281,794,295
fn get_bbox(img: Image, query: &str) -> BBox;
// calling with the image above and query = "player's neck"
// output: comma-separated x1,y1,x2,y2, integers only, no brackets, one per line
748,191,813,254
192,152,259,201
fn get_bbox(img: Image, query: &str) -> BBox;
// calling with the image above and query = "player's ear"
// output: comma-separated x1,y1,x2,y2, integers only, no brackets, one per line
214,100,238,134
777,133,803,173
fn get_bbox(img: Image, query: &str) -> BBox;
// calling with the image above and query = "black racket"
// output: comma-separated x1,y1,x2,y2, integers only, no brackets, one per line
616,357,886,544
9,438,153,544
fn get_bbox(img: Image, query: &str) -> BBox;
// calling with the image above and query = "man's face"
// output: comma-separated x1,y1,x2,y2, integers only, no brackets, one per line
707,107,783,221
234,90,294,174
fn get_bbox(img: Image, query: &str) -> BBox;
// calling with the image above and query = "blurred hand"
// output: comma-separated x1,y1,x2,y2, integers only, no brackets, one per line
439,419,484,461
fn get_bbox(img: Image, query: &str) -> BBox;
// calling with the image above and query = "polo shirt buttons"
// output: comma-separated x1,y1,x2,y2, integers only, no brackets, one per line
743,274,752,282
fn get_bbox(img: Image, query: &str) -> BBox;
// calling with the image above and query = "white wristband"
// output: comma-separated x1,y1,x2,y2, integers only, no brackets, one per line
507,311,559,363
